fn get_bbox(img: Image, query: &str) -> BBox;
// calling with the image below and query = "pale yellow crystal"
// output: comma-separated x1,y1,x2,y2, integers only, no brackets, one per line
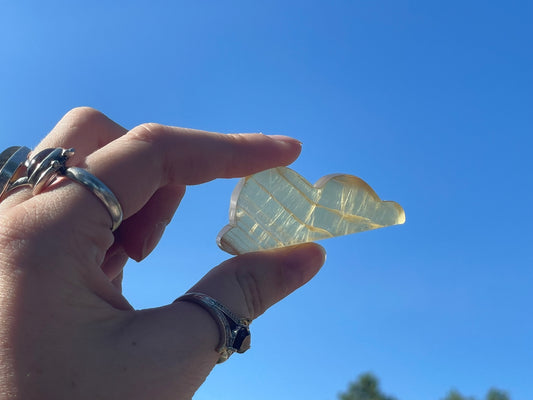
217,167,405,255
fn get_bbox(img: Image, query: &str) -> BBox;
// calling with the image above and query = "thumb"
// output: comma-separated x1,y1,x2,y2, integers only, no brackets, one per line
188,242,326,320
116,244,326,399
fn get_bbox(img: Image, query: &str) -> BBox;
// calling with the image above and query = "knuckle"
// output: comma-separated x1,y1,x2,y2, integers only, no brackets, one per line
124,123,171,181
125,124,200,184
62,106,108,126
57,107,118,148
127,123,167,144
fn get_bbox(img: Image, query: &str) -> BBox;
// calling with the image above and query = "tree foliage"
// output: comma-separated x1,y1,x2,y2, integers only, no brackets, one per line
338,373,397,400
441,389,476,400
441,388,510,400
338,373,510,400
486,389,510,400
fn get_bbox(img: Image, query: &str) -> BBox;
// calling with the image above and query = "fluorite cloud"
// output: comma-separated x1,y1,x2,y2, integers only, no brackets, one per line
217,167,405,255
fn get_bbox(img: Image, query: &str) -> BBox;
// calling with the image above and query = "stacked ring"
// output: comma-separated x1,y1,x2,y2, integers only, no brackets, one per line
0,146,123,232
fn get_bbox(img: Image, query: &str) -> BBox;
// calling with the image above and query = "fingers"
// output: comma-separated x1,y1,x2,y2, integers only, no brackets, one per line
114,184,186,262
84,125,302,220
4,111,301,244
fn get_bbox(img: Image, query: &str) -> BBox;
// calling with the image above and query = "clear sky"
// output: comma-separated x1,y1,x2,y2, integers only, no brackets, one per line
1,1,532,399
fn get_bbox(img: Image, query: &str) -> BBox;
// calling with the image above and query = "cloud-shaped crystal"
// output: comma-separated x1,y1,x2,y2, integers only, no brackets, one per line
217,167,405,255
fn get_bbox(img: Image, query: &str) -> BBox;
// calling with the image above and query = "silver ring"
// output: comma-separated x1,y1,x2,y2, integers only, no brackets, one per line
1,147,123,232
0,146,31,200
175,292,252,363
64,167,123,232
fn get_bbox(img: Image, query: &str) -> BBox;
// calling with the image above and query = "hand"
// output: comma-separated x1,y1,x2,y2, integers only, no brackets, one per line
0,108,326,400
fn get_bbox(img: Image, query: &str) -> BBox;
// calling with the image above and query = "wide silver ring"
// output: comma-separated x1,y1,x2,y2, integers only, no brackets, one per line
64,167,123,232
174,292,252,363
1,147,123,232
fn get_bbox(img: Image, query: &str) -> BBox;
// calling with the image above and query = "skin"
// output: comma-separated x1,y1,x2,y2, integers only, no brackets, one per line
0,108,326,400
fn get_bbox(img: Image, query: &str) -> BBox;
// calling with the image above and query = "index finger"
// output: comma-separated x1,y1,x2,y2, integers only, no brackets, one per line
83,124,302,220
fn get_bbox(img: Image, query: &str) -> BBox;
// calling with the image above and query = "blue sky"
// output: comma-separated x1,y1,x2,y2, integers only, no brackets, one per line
1,1,532,399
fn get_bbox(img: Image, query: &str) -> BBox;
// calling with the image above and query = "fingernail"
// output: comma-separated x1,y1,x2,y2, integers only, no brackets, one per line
102,249,128,279
140,221,168,261
268,135,303,146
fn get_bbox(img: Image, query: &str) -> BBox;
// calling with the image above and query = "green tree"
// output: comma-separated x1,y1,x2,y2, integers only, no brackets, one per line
338,372,397,400
339,373,511,400
486,388,510,400
441,387,510,400
441,389,476,400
